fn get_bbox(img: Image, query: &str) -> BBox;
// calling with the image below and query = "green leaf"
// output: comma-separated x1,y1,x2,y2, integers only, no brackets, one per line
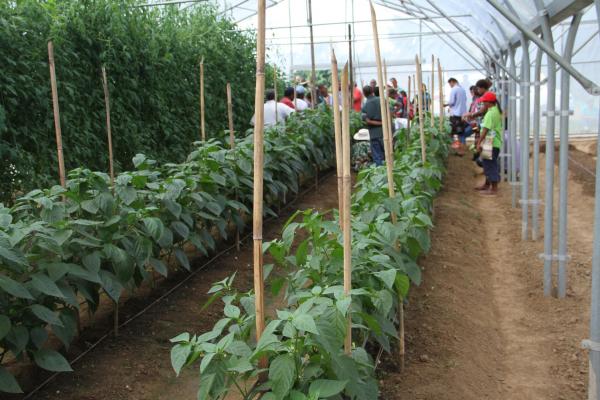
149,257,168,277
199,352,216,374
30,304,63,327
224,304,240,319
171,343,192,376
143,217,164,242
175,248,190,270
30,273,66,298
82,251,101,272
206,202,223,216
269,353,296,399
374,269,396,291
292,313,318,334
0,366,22,394
197,373,216,400
99,270,123,302
33,349,72,372
0,276,33,299
0,315,10,340
308,379,348,398
172,221,190,240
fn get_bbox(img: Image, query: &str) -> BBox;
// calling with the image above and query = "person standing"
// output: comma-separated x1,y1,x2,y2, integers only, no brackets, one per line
294,86,309,111
361,85,385,166
250,89,294,128
352,83,363,112
475,91,503,196
444,77,468,154
279,86,296,109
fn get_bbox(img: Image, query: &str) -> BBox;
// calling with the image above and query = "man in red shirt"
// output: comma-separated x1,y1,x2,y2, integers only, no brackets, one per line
279,87,296,109
352,83,363,112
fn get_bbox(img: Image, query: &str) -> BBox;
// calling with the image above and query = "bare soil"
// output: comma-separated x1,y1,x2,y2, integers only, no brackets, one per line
382,151,595,399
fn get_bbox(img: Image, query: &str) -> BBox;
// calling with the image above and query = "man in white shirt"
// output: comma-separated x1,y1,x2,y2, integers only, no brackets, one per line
251,89,294,127
294,86,309,111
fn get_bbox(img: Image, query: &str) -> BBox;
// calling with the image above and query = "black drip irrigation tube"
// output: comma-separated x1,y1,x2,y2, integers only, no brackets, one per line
22,168,336,399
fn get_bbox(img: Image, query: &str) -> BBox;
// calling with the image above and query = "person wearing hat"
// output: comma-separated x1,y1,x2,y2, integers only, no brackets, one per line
475,91,503,196
361,85,385,166
294,85,309,111
351,129,371,171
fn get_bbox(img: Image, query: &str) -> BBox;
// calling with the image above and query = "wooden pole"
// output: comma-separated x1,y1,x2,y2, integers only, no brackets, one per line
331,49,344,230
101,67,115,188
407,75,412,145
200,59,206,141
47,41,66,188
438,58,444,133
273,65,278,123
341,63,352,355
252,0,266,344
383,59,394,154
431,55,435,128
348,24,354,98
369,2,396,224
415,55,427,164
438,59,444,132
308,0,317,109
227,83,235,149
228,82,240,252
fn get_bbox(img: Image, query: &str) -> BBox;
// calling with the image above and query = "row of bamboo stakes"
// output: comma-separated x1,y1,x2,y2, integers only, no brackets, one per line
46,0,446,365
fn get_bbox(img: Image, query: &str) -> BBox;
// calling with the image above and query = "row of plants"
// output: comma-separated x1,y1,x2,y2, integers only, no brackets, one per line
0,108,363,394
0,0,286,202
171,118,450,399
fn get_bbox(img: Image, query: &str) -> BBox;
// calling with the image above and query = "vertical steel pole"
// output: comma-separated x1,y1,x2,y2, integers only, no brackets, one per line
307,0,317,109
509,49,518,208
540,13,557,297
521,38,531,240
499,68,506,183
557,14,582,298
588,1,600,396
532,48,543,241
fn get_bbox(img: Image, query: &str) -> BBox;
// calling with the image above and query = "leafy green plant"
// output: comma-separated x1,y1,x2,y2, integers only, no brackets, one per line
0,108,357,394
172,116,450,399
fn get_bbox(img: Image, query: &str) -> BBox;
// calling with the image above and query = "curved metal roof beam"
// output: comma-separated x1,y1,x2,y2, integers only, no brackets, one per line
487,0,598,94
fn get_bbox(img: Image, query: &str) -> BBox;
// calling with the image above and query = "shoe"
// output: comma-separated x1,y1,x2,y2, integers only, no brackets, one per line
479,190,498,197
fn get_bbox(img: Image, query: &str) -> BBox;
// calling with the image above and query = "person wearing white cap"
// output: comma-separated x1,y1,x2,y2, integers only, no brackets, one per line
294,86,309,111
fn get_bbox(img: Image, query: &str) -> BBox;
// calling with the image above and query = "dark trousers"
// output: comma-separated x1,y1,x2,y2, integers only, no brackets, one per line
482,147,501,183
370,137,385,166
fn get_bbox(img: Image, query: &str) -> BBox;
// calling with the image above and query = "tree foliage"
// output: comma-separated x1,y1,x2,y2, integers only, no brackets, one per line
0,0,256,201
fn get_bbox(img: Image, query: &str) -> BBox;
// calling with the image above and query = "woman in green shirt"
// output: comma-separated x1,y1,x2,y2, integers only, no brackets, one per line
475,91,503,196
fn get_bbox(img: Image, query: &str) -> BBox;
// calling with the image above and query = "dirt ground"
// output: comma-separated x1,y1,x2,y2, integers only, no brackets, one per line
382,149,596,400
13,144,599,400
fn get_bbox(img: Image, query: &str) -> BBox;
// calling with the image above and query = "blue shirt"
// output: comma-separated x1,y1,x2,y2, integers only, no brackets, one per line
448,84,467,117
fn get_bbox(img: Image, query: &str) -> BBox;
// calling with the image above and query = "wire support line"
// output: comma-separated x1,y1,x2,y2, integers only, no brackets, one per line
22,169,336,399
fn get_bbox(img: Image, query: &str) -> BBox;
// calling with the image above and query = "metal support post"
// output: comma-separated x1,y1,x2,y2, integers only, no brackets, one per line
587,2,600,397
539,10,557,297
532,48,543,241
509,49,518,208
557,14,582,298
520,37,531,240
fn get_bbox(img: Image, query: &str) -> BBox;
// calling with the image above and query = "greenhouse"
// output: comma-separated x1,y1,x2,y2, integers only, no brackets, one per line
1,0,600,399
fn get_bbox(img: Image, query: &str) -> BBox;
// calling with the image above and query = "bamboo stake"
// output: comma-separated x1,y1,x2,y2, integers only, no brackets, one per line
308,0,317,110
438,59,444,132
407,75,412,146
431,55,435,128
331,49,344,230
200,59,206,141
227,83,235,149
369,2,396,225
252,0,266,344
383,59,394,154
273,65,278,123
47,41,66,188
341,63,352,355
415,55,427,164
227,82,240,252
101,67,115,188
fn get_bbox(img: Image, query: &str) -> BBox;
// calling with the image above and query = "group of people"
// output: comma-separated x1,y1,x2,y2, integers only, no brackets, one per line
446,77,503,196
251,74,504,197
